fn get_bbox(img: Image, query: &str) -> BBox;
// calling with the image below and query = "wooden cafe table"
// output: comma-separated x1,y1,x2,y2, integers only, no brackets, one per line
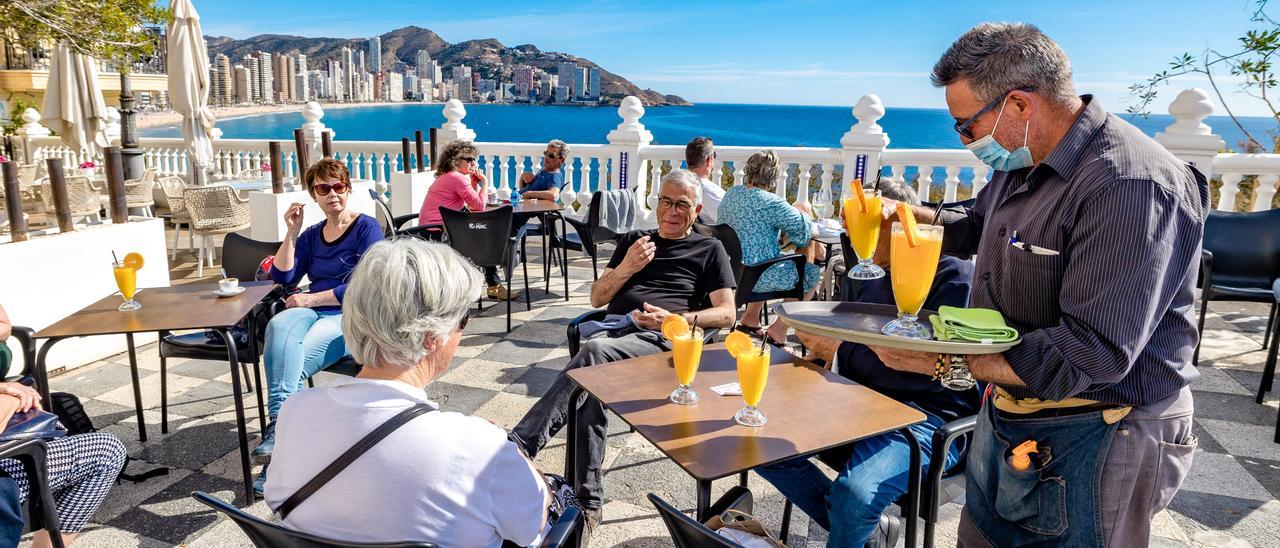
565,342,928,546
486,198,571,300
33,282,275,500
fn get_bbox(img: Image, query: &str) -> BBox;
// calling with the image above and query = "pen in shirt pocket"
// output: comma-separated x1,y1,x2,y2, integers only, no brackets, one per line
1009,230,1061,256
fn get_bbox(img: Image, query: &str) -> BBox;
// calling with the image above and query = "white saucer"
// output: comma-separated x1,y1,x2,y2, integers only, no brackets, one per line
214,286,246,297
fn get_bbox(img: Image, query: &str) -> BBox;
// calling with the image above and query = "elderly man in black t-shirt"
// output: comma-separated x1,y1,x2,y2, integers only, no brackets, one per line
512,170,737,530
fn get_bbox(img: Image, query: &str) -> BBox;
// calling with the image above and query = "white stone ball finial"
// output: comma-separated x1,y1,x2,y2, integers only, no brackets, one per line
302,101,324,124
1165,88,1215,136
852,94,886,134
21,108,40,125
442,99,468,130
617,96,645,129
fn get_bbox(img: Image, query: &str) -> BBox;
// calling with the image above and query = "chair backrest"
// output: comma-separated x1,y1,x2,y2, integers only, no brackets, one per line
368,188,397,237
157,176,188,215
125,176,156,206
191,492,436,548
646,493,740,548
1203,209,1280,288
222,233,282,280
15,164,39,186
692,222,745,285
185,185,251,232
585,190,633,242
439,205,514,268
41,176,100,216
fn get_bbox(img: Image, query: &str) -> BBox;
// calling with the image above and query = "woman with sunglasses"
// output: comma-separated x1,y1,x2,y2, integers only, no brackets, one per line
419,140,515,301
253,158,384,495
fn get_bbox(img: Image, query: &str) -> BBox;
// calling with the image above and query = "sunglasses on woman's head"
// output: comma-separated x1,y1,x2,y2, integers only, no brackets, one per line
313,182,349,196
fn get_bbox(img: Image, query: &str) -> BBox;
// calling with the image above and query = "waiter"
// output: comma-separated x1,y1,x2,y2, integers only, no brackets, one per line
869,23,1206,547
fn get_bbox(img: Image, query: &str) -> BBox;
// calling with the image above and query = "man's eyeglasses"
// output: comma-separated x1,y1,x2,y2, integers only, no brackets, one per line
543,151,563,160
457,311,470,331
953,86,1035,140
658,197,695,213
313,182,349,196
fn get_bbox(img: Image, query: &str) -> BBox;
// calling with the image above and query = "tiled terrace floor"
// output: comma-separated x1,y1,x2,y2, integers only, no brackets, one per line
18,234,1280,547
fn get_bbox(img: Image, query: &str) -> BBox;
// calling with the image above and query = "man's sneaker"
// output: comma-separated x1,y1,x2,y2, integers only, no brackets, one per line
251,418,276,462
487,284,517,301
581,506,602,542
865,514,902,548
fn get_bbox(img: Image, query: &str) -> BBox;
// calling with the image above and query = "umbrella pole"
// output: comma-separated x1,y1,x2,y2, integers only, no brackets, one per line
46,159,74,233
3,162,29,241
118,72,146,181
104,147,129,223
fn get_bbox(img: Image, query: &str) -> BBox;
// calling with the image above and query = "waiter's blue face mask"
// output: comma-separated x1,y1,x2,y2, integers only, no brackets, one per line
966,98,1033,171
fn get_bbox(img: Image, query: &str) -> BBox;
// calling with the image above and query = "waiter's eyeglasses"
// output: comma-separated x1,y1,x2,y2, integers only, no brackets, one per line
953,86,1035,140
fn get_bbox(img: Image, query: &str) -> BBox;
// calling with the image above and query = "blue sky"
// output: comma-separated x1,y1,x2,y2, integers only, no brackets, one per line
189,0,1275,114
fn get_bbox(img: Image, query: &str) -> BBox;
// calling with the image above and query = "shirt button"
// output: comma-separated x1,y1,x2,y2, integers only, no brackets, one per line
998,227,1006,237
983,272,991,280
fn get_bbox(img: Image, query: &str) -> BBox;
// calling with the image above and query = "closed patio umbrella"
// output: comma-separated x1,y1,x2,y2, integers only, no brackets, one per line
167,0,216,185
41,42,110,162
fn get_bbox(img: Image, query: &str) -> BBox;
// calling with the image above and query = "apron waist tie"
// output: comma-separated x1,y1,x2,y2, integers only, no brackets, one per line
992,386,1133,424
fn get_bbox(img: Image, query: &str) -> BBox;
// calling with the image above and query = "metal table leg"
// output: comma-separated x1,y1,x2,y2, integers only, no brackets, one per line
219,327,254,502
560,213,569,300
901,426,922,548
696,479,713,522
125,333,146,442
566,385,584,547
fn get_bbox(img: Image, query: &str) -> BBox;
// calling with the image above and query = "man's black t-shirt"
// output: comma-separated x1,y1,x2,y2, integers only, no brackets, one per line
604,229,737,316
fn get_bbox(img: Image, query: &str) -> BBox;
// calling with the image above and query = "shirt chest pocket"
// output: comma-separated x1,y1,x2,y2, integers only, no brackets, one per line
1001,246,1066,328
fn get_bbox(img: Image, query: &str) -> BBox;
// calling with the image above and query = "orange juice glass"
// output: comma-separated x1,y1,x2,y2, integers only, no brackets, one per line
734,346,770,427
882,222,943,339
114,266,141,311
842,189,886,280
669,327,703,405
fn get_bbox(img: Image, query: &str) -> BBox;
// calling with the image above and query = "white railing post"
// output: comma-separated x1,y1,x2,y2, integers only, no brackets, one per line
606,96,654,226
16,108,51,164
436,98,476,156
841,94,891,198
300,101,331,167
1155,88,1225,181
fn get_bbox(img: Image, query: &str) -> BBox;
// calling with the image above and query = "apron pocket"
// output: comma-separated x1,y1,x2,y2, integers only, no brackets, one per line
1149,434,1197,512
993,463,1069,537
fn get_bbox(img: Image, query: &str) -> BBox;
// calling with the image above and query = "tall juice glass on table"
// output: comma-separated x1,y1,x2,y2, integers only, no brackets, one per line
882,222,942,339
114,266,141,311
843,188,885,279
669,327,703,405
734,346,770,427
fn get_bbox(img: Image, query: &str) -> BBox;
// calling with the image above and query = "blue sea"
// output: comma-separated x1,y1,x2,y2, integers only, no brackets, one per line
143,102,1277,152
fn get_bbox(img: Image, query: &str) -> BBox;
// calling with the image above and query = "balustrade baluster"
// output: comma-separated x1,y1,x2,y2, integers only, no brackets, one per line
498,156,512,200
733,161,745,187
647,160,662,208
1218,172,1243,211
1256,174,1280,211
796,163,815,208
375,154,387,183
819,164,834,219
362,154,374,183
973,165,991,196
944,167,961,203
916,166,934,202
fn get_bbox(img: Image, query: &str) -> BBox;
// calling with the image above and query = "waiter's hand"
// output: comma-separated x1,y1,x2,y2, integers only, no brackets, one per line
866,345,937,376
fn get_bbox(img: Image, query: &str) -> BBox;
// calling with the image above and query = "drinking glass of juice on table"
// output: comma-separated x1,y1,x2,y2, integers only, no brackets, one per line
843,187,885,280
726,331,770,427
664,316,702,405
882,218,942,339
114,252,145,312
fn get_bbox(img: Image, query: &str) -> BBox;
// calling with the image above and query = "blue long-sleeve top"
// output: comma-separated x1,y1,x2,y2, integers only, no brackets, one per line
833,255,982,424
270,214,383,312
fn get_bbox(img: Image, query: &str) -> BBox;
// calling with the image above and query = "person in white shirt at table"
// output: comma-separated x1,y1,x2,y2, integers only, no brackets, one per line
686,137,724,223
264,239,575,547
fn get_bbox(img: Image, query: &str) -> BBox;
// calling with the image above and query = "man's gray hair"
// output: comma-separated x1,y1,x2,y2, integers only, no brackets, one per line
548,139,570,159
931,22,1076,106
744,150,780,191
661,169,702,203
342,239,483,370
871,176,920,206
685,137,714,168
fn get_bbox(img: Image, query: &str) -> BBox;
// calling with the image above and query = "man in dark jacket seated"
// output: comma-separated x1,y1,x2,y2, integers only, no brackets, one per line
756,180,980,548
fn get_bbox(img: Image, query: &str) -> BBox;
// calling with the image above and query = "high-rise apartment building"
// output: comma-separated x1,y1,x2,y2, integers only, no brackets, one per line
233,64,252,103
588,67,601,99
557,62,579,96
213,53,232,105
574,67,587,99
293,53,309,101
415,50,431,76
405,73,419,100
256,51,274,104
340,47,355,101
368,35,382,74
452,65,472,102
387,72,404,102
241,54,261,101
272,54,294,102
513,65,534,97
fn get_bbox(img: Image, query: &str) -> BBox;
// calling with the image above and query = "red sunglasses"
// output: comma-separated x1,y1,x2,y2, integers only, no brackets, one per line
313,182,349,196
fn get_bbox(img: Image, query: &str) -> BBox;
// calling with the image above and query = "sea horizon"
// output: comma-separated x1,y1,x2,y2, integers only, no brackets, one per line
142,101,1278,152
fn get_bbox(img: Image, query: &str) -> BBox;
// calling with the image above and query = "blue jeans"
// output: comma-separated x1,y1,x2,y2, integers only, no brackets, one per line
756,408,961,548
262,307,346,416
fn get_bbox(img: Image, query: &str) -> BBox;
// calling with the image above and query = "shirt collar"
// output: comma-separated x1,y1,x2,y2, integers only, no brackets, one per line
326,376,435,405
1032,95,1105,182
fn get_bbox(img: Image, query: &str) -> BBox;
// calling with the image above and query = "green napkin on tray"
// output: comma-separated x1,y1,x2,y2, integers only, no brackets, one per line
928,306,1019,343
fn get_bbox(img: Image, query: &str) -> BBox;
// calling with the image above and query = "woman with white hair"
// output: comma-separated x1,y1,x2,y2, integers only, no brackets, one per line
718,149,822,345
264,239,573,547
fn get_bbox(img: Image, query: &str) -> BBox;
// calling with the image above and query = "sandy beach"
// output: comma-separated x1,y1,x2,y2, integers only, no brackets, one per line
136,101,418,129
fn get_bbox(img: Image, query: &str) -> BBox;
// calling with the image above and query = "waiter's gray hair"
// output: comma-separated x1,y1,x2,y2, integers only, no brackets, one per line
931,22,1077,106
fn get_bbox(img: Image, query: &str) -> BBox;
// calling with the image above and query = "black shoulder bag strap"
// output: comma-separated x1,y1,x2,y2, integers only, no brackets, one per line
275,403,434,520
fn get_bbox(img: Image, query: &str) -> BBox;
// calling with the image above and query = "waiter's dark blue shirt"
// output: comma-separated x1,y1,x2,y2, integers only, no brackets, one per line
941,96,1209,405
836,255,981,424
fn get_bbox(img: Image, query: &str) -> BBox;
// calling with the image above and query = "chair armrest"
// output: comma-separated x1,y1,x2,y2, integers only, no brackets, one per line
1200,249,1214,291
540,506,581,548
391,214,419,231
0,438,60,534
922,414,978,519
567,309,609,357
8,326,35,377
706,485,753,518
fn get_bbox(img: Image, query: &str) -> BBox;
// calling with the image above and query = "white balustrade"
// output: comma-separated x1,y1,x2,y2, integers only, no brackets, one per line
1210,154,1280,211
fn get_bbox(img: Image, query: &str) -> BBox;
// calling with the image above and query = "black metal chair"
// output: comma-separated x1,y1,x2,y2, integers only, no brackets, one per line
369,188,419,237
647,486,754,548
693,223,807,328
559,190,634,280
775,415,977,547
440,205,531,332
1,439,64,548
192,491,580,548
1195,209,1280,370
158,233,280,433
5,326,36,381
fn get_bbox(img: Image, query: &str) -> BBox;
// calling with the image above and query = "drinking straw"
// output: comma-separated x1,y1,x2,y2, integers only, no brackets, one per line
691,315,699,333
111,251,120,267
930,200,947,225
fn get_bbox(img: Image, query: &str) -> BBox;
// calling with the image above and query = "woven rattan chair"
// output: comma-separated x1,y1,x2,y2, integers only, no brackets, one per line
236,168,264,180
157,176,194,260
185,184,251,277
39,175,101,225
14,163,44,213
124,168,157,216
